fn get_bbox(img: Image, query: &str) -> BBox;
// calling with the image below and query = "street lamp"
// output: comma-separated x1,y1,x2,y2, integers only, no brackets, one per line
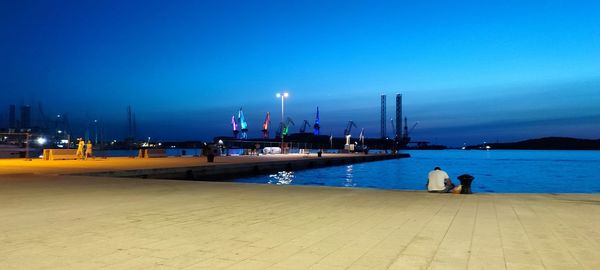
93,120,98,145
276,92,289,153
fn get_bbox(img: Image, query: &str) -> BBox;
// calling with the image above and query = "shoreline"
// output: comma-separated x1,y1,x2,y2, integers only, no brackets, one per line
0,153,409,180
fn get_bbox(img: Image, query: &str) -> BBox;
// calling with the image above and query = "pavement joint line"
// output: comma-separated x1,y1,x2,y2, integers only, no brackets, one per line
347,193,422,269
509,199,547,269
385,195,450,268
531,200,591,269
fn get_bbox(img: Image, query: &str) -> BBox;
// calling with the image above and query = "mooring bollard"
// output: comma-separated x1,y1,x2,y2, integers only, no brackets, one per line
457,174,474,194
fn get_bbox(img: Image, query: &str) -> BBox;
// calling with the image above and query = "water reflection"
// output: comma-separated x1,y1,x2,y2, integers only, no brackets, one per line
268,171,294,185
344,165,355,187
236,150,600,193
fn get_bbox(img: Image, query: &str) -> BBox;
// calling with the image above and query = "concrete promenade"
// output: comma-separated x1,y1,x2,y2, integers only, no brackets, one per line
0,153,400,176
1,157,599,269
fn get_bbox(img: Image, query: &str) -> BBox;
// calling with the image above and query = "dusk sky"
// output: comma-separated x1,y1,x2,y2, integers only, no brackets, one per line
2,0,599,146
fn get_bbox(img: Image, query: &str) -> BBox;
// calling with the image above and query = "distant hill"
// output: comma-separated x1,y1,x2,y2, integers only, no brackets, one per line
470,137,600,150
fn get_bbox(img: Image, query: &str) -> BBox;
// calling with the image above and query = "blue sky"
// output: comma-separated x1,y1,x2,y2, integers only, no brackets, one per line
1,0,599,146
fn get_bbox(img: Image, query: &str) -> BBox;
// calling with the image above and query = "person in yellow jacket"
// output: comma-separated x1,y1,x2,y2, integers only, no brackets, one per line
85,140,93,159
76,139,85,159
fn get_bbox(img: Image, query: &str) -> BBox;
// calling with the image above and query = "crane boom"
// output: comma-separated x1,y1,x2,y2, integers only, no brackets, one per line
231,115,239,137
409,122,418,134
261,112,270,139
344,121,357,136
300,120,311,133
282,117,295,136
238,107,248,139
402,117,418,143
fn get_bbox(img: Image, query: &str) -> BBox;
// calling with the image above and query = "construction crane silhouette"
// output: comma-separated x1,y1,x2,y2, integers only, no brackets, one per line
299,120,311,133
238,108,248,139
313,107,320,135
277,117,295,138
407,122,419,135
231,115,239,138
402,117,418,142
344,121,357,136
261,112,270,139
408,122,418,134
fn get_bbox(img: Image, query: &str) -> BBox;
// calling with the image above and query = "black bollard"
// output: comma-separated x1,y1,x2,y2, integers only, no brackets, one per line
457,174,474,194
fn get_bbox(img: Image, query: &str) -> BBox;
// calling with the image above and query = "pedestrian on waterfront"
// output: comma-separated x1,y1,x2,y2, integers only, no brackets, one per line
426,166,455,193
85,140,93,159
76,138,85,159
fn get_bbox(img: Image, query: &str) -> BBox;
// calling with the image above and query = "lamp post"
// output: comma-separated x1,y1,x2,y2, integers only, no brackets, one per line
276,92,289,153
93,120,98,145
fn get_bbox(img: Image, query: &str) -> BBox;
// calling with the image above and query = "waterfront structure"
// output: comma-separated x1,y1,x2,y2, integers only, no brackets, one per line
231,115,239,138
380,94,386,139
395,93,402,139
313,107,320,136
261,112,270,139
20,105,31,130
238,108,248,139
8,105,16,129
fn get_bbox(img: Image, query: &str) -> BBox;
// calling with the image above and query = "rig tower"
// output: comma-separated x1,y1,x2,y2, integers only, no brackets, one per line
380,94,386,139
395,93,402,139
20,105,31,130
8,104,16,129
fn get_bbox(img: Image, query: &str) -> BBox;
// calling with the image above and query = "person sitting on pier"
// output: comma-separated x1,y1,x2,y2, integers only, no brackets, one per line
427,166,455,193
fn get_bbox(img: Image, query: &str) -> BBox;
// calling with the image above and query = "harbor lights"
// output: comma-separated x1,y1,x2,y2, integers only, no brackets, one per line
276,92,289,153
36,137,47,145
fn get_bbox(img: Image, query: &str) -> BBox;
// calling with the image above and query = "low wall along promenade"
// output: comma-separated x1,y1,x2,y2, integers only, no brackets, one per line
80,153,409,181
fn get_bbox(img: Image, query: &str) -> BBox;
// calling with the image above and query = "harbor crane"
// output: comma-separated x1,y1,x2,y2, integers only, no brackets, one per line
344,121,357,136
359,128,365,146
238,108,248,139
299,120,311,133
261,112,270,139
408,122,418,134
313,107,320,135
280,117,295,137
231,115,239,138
402,117,418,142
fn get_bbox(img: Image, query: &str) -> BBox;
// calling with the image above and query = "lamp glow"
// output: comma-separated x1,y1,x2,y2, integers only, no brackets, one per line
37,137,47,145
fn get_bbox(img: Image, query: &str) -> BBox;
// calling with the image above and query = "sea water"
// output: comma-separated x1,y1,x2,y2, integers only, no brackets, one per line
234,150,600,193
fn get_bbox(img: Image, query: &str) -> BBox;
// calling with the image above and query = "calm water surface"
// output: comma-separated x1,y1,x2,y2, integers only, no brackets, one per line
235,150,600,193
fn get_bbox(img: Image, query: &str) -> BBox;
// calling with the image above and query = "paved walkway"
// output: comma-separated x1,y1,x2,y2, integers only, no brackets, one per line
1,174,599,269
